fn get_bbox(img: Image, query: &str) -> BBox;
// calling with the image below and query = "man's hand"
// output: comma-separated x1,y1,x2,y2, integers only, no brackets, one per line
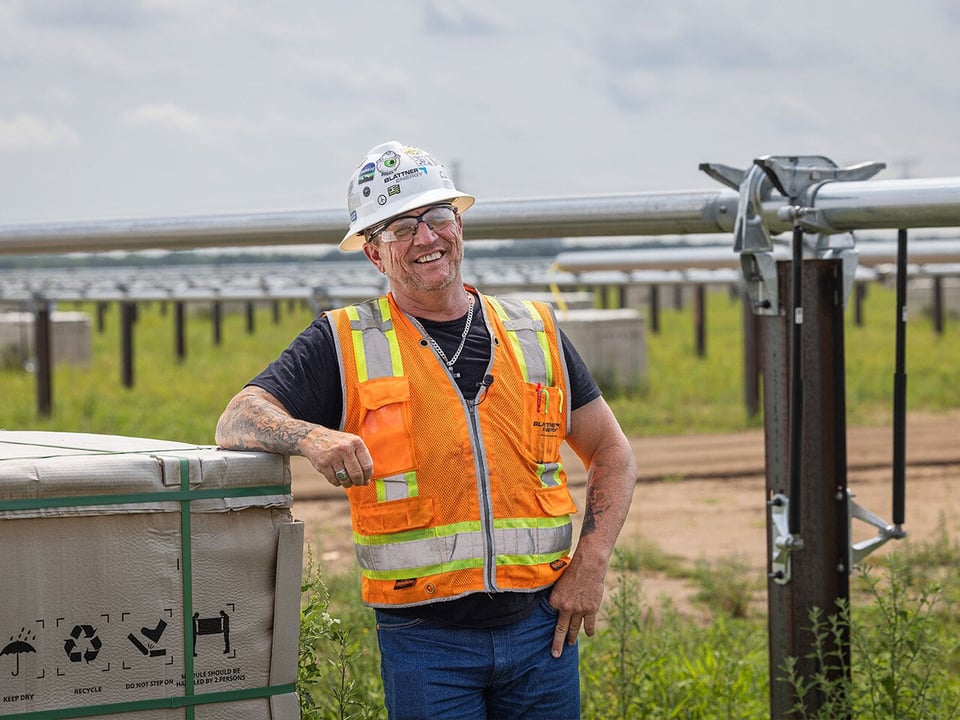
216,386,374,488
547,552,606,658
299,426,374,488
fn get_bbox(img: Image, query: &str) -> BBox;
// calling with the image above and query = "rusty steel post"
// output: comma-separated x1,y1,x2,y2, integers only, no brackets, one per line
174,301,187,363
212,300,223,346
764,259,850,718
742,289,761,417
34,300,53,417
649,284,661,334
694,284,707,357
121,301,136,388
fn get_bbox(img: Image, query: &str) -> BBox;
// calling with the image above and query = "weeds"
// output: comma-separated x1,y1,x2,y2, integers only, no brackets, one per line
295,532,959,719
692,555,759,619
782,550,960,719
298,548,381,720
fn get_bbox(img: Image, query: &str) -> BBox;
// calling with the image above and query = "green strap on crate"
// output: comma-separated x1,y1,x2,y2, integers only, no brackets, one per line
0,683,299,719
0,456,296,719
180,458,197,720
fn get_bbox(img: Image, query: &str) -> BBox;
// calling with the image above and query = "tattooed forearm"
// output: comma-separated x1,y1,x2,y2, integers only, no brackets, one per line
580,485,608,536
216,390,317,456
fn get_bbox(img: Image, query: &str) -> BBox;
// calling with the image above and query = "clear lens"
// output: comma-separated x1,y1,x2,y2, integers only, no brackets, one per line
378,205,456,243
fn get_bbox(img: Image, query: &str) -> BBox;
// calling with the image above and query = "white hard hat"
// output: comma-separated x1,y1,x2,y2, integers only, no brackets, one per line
340,141,475,251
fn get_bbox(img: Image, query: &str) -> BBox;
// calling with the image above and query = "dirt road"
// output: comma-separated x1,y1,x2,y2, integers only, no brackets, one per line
290,411,960,606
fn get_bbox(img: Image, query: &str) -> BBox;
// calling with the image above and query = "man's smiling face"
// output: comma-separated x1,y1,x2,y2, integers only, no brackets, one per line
362,203,465,296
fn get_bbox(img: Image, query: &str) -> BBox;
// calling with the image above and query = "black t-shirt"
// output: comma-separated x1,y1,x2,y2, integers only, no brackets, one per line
249,292,601,627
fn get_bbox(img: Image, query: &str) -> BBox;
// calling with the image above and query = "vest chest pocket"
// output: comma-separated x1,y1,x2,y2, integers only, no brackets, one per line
523,381,565,462
535,483,579,517
358,376,417,478
355,495,434,535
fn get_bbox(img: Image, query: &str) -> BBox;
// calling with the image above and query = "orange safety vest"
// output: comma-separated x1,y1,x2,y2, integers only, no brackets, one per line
326,288,577,608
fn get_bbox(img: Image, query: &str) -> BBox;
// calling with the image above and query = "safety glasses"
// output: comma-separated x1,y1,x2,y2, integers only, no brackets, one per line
367,204,457,243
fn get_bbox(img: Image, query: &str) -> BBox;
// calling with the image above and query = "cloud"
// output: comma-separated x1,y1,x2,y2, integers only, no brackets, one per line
121,103,252,139
18,0,149,30
298,59,411,102
0,113,78,150
422,1,503,35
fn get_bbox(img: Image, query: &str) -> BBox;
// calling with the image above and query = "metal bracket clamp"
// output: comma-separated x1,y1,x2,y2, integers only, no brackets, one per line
701,161,780,314
768,493,804,585
700,155,886,316
847,489,906,569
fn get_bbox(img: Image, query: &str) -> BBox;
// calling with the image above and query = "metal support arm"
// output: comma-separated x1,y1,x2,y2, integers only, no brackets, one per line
848,490,907,568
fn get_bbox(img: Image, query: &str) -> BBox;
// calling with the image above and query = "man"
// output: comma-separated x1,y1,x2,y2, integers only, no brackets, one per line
216,141,636,719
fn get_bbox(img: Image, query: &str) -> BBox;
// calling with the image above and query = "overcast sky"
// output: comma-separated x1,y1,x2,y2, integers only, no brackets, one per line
2,0,959,229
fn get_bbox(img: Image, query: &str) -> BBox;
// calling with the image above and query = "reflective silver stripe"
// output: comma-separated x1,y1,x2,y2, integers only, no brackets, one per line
325,310,349,431
538,461,563,488
355,523,572,573
345,298,418,499
490,298,551,386
349,300,399,380
496,297,573,429
377,472,418,501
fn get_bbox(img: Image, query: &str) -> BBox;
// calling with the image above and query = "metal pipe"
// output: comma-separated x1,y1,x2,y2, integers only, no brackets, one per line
463,191,737,239
808,177,960,231
1,175,959,256
554,239,960,273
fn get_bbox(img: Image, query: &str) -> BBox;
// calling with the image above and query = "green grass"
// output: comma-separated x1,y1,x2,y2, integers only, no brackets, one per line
0,300,319,442
296,536,960,719
606,283,960,434
2,283,956,441
3,288,958,718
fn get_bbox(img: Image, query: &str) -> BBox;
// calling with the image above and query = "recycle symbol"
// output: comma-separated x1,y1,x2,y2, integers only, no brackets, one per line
64,625,102,663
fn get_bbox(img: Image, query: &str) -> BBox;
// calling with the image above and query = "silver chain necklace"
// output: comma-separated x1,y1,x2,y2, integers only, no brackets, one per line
430,295,475,372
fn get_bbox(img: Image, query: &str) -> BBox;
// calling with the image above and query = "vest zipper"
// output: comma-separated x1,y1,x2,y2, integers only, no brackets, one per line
466,400,498,593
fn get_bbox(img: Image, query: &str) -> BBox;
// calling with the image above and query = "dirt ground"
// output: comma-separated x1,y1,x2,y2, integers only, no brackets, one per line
289,410,960,611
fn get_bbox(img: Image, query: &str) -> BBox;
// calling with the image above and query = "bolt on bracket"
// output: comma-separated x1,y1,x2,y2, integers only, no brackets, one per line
768,493,804,585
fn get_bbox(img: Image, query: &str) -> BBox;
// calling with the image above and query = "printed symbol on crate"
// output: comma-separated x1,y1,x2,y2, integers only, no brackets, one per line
127,619,168,658
192,611,230,657
2,627,37,677
63,625,102,664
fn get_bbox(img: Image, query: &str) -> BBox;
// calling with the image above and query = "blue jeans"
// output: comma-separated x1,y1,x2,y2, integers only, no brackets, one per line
374,594,580,720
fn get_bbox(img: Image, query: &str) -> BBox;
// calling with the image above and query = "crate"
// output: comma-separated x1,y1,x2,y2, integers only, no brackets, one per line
0,431,303,719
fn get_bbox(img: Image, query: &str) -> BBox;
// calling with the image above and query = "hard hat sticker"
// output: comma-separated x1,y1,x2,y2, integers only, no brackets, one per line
358,162,376,184
376,151,401,174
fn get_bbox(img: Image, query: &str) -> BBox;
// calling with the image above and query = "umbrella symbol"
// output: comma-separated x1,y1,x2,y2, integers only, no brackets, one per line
2,628,37,677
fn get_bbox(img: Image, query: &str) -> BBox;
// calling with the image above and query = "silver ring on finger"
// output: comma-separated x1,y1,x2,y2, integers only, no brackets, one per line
335,469,348,483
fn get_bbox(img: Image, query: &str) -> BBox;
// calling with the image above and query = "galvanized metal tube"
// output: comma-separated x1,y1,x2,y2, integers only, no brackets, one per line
806,177,960,232
0,175,957,256
0,209,348,255
462,191,738,240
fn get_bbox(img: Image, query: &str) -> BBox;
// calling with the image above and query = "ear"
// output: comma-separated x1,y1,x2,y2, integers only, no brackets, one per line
362,241,385,273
